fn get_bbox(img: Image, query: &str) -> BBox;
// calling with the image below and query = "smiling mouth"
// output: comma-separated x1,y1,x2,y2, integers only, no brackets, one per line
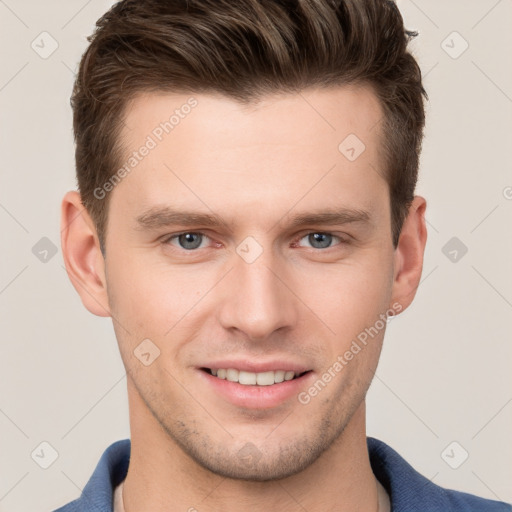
201,368,311,386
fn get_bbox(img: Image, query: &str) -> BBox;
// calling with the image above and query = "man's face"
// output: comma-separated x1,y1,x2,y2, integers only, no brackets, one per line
104,86,398,480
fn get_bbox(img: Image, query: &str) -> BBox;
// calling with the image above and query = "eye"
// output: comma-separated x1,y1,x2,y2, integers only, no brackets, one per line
164,232,210,250
297,232,345,249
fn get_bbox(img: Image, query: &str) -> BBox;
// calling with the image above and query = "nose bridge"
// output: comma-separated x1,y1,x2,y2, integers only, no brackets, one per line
218,239,297,340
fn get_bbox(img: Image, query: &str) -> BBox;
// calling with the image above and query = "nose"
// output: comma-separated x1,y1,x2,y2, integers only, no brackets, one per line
217,246,299,342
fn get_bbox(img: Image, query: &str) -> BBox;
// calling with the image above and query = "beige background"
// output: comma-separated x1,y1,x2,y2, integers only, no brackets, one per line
1,1,511,510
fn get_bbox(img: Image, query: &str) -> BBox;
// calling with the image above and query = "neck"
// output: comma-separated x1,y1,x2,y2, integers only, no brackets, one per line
122,381,379,512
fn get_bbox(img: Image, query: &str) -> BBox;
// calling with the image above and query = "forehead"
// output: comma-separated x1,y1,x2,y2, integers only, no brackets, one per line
122,85,383,151
112,85,387,226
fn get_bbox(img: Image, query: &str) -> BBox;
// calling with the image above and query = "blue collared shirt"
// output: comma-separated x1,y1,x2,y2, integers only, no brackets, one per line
53,437,511,511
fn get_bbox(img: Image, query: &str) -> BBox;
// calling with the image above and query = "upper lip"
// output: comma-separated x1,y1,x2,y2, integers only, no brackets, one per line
199,359,312,374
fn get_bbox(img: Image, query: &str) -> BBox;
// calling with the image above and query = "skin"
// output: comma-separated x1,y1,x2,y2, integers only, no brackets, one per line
61,85,427,512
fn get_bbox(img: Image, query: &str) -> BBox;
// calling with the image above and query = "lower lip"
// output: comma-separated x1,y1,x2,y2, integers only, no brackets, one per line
197,369,314,409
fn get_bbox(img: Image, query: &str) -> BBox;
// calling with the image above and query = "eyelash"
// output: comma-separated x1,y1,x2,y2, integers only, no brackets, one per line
161,231,349,252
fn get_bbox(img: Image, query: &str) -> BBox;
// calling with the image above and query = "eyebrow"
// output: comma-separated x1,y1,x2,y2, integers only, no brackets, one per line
135,206,372,231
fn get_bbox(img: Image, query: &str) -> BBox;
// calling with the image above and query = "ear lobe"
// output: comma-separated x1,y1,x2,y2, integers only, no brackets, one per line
60,190,111,317
390,195,428,312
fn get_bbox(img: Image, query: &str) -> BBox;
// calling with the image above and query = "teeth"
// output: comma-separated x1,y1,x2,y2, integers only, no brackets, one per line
274,370,285,383
226,368,239,382
210,368,300,385
256,371,274,386
239,370,256,385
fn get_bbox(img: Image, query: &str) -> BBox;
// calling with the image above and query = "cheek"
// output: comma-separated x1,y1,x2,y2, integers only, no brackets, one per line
292,259,393,379
297,258,393,331
106,258,213,338
107,241,393,345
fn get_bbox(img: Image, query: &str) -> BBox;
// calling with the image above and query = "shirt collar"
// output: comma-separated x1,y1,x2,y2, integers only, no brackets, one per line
57,437,510,512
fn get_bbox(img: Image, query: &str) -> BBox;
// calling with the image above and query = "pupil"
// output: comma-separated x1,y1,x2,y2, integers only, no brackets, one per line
309,233,332,249
179,233,202,250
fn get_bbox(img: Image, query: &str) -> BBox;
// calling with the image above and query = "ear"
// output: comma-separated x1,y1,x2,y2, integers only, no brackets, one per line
389,195,428,312
60,190,111,317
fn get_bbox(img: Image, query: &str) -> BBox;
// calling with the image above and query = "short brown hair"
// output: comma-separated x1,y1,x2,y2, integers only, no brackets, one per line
71,0,427,253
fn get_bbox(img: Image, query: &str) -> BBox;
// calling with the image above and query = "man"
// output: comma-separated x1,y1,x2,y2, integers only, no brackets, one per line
56,0,511,511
